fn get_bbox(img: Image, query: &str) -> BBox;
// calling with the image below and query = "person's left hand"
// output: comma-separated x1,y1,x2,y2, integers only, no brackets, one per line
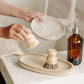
21,11,44,23
0,23,31,41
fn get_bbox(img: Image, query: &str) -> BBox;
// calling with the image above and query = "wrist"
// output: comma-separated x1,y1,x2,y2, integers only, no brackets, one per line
15,9,26,19
0,26,8,38
10,8,27,20
0,27,3,37
18,10,27,20
8,7,26,19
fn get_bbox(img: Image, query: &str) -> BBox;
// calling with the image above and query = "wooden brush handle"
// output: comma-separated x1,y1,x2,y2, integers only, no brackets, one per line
45,49,58,65
47,49,57,56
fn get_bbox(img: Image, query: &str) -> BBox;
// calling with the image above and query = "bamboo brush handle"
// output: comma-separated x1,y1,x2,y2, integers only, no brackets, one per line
46,49,58,65
47,49,57,56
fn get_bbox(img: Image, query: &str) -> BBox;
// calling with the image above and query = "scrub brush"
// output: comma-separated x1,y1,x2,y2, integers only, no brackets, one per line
26,34,39,49
43,49,58,69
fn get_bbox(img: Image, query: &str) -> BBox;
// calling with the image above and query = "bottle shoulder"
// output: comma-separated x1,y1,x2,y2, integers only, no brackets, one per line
68,34,83,42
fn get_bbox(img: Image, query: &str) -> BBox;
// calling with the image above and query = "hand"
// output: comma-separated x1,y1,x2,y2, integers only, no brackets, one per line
22,11,44,23
0,23,31,41
0,1,44,23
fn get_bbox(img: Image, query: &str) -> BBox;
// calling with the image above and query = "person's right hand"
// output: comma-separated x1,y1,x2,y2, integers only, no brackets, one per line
20,11,44,23
0,23,31,41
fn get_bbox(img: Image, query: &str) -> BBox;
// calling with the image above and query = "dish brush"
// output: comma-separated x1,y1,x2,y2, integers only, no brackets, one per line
26,34,39,49
43,49,58,69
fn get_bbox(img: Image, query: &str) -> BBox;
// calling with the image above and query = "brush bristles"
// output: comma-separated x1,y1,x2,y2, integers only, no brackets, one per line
27,40,39,49
43,63,57,69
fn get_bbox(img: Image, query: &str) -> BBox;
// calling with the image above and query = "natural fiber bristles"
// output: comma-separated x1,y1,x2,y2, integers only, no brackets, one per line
43,63,57,69
27,40,39,49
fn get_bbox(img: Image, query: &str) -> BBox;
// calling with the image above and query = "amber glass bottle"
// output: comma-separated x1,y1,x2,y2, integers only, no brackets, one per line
67,20,83,65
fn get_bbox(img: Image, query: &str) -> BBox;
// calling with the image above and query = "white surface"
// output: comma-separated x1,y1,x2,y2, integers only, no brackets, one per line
0,51,84,84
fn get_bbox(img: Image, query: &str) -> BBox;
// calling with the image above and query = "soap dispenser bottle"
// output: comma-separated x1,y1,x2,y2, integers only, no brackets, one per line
67,20,83,65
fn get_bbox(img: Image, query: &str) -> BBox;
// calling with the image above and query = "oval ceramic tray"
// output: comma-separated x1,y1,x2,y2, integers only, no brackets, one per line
18,54,73,76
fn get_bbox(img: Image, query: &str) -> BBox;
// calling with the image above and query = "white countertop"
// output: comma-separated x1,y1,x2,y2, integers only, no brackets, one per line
0,51,84,84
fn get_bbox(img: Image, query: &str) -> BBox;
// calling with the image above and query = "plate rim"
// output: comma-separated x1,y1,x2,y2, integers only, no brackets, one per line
31,15,65,41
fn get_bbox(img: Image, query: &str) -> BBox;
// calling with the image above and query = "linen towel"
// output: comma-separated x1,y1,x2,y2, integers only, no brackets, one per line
0,38,24,58
0,23,24,58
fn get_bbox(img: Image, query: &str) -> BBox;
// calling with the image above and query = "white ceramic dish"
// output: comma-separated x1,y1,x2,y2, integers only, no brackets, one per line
31,16,65,41
18,54,73,76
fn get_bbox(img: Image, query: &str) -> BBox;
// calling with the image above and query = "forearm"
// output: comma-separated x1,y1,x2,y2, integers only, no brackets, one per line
0,0,26,19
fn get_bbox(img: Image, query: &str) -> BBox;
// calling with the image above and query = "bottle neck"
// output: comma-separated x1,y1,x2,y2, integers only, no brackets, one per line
73,27,79,34
72,19,79,34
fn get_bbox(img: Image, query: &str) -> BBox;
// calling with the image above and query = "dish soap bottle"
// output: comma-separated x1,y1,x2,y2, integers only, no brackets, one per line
67,19,83,65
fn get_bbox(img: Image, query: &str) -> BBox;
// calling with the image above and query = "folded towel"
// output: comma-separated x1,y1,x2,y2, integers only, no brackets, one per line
0,38,24,58
0,23,24,58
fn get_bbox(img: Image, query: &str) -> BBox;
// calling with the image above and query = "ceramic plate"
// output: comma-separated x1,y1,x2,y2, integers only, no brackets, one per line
31,16,65,41
18,54,73,76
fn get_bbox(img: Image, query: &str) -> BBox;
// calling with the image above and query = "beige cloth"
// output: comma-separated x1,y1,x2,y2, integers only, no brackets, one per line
0,23,23,59
0,38,24,58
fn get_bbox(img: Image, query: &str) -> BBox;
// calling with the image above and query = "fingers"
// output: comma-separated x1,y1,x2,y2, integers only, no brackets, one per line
20,30,28,40
36,12,44,22
10,23,31,41
15,26,31,40
24,18,32,23
23,27,31,34
40,13,44,16
12,35,21,41
33,12,44,22
25,11,44,23
13,32,25,41
15,24,31,34
36,16,44,22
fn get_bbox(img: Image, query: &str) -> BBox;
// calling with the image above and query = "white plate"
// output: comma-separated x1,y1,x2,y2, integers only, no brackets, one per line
18,54,73,76
31,16,65,41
